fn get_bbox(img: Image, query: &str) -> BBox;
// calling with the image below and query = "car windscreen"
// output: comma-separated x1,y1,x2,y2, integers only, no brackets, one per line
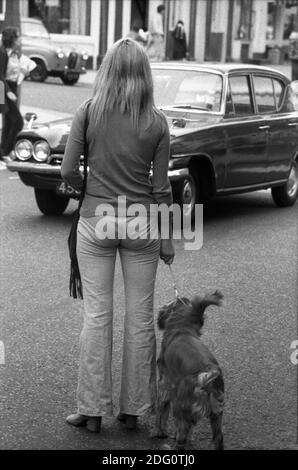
152,69,223,112
21,21,50,39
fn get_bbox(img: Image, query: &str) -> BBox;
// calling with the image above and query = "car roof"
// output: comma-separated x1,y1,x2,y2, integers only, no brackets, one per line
151,61,289,80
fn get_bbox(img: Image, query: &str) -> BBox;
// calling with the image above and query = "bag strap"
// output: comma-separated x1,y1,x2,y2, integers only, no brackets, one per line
78,102,90,210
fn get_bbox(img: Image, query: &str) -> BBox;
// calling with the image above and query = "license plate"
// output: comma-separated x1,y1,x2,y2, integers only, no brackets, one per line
56,182,81,198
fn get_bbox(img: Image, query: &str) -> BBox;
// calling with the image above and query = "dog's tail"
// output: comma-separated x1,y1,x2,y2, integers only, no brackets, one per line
191,291,223,327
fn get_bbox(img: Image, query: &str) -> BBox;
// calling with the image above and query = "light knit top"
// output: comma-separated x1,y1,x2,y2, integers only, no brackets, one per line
61,99,173,217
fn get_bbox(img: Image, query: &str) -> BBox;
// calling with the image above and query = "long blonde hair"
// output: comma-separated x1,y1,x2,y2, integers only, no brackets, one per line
90,38,155,129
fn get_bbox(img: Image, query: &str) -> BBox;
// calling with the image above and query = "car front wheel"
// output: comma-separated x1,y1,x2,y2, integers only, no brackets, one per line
34,188,69,215
271,161,298,207
173,172,198,221
30,59,48,82
61,72,80,85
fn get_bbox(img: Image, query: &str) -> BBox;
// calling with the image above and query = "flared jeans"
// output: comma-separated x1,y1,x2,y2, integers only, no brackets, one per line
76,215,160,417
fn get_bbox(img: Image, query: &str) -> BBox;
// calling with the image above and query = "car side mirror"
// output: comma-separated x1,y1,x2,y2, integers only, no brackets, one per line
172,118,186,128
24,112,38,129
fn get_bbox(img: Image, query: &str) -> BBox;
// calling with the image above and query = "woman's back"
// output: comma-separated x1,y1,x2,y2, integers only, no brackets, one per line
62,100,172,217
61,38,172,217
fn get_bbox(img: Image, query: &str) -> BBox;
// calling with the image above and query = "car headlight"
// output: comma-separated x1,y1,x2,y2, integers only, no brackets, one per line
33,140,50,162
82,52,89,61
56,48,65,59
15,139,33,161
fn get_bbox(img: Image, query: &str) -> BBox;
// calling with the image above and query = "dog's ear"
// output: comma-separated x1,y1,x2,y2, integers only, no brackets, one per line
192,291,223,312
191,291,223,327
157,302,174,330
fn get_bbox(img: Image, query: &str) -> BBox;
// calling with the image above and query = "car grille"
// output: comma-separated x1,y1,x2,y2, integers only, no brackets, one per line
68,52,78,69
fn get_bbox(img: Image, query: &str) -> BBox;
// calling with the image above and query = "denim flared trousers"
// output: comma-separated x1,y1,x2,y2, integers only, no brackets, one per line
76,216,160,417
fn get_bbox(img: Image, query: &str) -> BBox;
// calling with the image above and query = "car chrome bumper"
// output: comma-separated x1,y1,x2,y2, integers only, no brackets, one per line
7,160,189,180
63,66,87,74
6,161,62,175
168,168,189,180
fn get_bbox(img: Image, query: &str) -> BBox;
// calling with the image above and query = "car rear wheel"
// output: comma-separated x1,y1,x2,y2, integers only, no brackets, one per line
34,188,69,215
30,59,48,82
271,161,298,207
61,73,80,85
173,172,198,221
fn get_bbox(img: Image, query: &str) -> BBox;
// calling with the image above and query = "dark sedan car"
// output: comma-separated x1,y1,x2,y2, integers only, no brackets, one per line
6,63,298,216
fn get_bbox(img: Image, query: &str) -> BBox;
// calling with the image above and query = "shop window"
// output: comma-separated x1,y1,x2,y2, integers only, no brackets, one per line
266,2,277,40
283,2,298,40
237,0,253,40
28,0,91,35
0,0,6,21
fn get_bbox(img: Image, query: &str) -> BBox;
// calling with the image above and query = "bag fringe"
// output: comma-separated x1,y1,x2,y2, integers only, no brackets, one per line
68,209,83,299
69,257,83,299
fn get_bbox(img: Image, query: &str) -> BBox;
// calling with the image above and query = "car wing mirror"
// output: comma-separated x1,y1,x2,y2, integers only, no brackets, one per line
24,112,38,129
172,118,186,128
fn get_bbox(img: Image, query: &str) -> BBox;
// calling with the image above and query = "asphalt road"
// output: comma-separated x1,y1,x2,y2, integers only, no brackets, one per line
21,78,93,115
0,80,297,450
0,165,297,450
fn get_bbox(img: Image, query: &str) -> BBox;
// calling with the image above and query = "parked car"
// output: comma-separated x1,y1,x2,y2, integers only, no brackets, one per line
20,17,88,85
6,63,298,216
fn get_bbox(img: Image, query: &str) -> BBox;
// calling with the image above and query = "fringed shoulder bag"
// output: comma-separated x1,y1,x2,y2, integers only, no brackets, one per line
67,104,90,299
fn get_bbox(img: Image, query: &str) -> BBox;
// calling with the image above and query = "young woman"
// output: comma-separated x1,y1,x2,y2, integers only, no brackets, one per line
171,20,188,60
0,27,24,159
61,38,174,433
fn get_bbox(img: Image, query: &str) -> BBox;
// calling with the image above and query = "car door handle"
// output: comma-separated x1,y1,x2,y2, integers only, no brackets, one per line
258,125,270,130
288,122,298,127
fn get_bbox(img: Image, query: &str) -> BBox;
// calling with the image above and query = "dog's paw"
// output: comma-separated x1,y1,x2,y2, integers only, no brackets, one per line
207,290,224,306
161,443,172,450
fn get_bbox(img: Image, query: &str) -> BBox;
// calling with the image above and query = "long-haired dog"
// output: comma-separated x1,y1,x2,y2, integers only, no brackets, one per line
153,291,224,450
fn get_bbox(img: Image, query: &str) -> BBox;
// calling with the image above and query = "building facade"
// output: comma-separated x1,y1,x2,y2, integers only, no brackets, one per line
0,0,297,68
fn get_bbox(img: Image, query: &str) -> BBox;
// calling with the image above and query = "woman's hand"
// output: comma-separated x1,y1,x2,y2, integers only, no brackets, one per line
160,239,175,265
7,91,17,102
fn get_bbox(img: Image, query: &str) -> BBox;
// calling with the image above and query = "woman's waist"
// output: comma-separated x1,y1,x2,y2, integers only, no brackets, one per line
82,193,159,217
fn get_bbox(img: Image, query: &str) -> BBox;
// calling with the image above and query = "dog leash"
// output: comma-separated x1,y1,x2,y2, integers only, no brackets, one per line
168,264,179,299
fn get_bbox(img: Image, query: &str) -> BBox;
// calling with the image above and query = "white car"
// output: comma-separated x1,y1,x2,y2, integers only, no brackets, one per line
20,17,88,85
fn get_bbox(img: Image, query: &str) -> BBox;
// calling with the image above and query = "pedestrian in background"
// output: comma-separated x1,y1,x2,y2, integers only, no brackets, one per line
147,4,165,61
172,20,188,60
0,27,24,160
61,38,174,433
127,21,149,48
